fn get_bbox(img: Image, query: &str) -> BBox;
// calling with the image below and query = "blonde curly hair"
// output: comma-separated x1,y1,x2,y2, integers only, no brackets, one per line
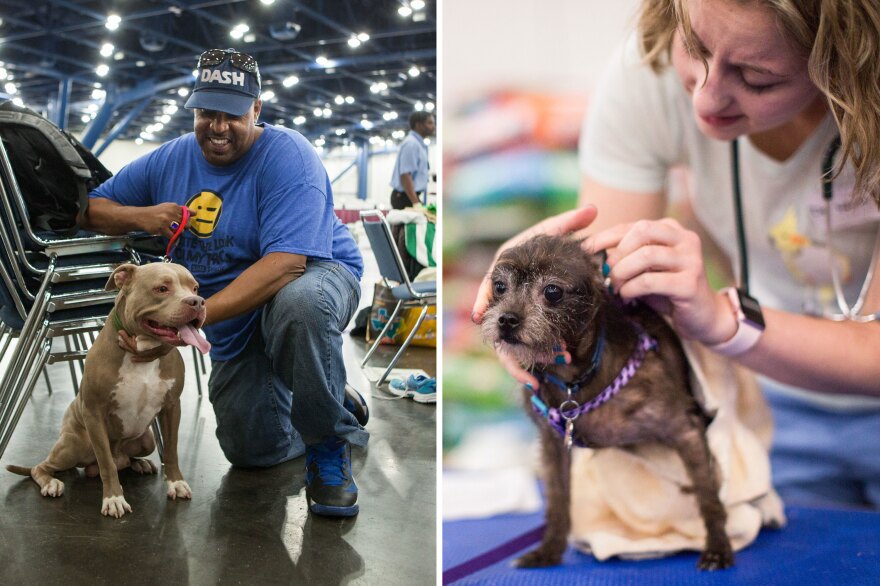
638,0,880,205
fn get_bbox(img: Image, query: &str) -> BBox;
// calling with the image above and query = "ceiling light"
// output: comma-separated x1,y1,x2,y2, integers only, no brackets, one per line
293,115,306,125
178,87,189,97
383,111,398,121
86,103,99,112
191,70,198,77
91,89,106,100
230,23,249,39
361,119,373,130
315,138,325,147
411,0,426,9
282,75,299,87
357,32,370,42
136,60,146,67
81,114,90,124
370,81,388,94
414,101,424,111
106,14,121,31
335,128,346,136
164,104,179,115
369,136,381,145
398,6,413,17
12,97,24,108
315,56,331,67
334,95,344,105
345,96,354,104
260,0,276,4
313,107,323,117
244,34,256,43
159,114,171,124
100,43,114,58
425,101,435,111
4,82,17,95
392,130,405,139
96,64,110,77
114,52,125,61
135,138,144,145
348,36,361,48
261,90,276,102
322,107,332,118
408,65,420,77
140,131,155,140
0,68,7,81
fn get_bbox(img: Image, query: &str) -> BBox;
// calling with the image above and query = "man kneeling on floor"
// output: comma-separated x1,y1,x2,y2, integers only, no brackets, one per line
83,48,369,517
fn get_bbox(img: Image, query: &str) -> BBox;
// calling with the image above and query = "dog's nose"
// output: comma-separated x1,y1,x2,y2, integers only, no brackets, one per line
183,295,205,308
498,313,520,330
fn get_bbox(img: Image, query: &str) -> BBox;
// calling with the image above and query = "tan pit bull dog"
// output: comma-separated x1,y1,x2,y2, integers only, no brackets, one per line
6,262,211,518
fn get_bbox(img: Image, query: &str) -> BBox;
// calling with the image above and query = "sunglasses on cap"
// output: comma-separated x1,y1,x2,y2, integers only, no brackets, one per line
197,49,259,75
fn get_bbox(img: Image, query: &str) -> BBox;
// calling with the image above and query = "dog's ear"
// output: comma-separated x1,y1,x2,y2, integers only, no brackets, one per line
105,264,137,291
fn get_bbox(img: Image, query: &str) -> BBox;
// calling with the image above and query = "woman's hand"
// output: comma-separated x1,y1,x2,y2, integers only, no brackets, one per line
471,206,596,388
586,218,736,344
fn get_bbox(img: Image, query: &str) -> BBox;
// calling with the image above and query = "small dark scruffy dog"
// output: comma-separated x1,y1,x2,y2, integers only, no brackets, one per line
482,234,733,571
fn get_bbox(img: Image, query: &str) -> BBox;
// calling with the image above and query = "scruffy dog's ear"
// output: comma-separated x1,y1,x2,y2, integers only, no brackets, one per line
105,263,137,291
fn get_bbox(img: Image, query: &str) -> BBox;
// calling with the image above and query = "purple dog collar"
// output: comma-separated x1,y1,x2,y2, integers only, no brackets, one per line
529,331,658,447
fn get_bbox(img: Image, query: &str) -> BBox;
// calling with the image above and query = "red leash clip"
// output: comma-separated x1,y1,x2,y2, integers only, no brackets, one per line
164,206,191,262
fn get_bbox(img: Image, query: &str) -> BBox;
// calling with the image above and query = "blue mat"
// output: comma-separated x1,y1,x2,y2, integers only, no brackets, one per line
444,505,880,584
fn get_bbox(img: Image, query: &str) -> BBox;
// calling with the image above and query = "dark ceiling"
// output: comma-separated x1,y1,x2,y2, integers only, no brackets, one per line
0,0,435,152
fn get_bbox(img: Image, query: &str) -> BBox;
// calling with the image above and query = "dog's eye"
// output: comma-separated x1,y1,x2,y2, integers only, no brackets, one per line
493,281,506,297
543,284,563,303
155,286,169,294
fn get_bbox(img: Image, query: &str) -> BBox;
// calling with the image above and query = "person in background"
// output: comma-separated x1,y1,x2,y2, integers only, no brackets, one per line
84,48,369,518
473,0,880,509
390,111,435,209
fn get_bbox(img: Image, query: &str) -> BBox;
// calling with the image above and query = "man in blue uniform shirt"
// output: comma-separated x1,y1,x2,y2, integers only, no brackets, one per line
389,111,435,209
84,49,368,517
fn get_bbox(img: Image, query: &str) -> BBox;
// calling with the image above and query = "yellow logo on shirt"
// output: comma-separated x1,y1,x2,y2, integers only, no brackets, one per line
186,191,223,238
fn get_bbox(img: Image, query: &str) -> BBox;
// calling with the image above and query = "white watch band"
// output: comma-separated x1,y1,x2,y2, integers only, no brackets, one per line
707,288,763,357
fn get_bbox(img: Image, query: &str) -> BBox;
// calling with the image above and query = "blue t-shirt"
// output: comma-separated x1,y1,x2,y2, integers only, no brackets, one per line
390,130,430,192
90,124,363,361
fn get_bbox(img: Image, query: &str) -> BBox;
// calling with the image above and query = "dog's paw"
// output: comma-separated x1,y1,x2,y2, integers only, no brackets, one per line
40,478,64,498
513,547,563,569
698,545,734,571
130,458,157,475
101,495,132,518
166,480,192,500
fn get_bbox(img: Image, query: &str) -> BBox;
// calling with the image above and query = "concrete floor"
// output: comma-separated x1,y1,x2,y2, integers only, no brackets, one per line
0,254,437,585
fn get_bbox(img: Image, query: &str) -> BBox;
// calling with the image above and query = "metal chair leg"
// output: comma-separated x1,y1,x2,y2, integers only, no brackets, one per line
377,303,432,387
191,346,203,397
151,418,165,464
64,335,79,394
361,299,404,367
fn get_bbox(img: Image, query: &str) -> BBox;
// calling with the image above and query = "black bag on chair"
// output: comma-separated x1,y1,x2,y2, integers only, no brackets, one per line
0,100,112,235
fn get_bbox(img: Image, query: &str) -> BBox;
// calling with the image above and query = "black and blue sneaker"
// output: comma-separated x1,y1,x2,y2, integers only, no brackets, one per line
305,437,359,517
344,383,370,427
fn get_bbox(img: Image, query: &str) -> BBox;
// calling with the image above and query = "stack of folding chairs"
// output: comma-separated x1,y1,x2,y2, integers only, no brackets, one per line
0,126,157,458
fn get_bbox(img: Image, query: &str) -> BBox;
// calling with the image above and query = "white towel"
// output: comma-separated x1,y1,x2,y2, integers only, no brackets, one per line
568,341,786,561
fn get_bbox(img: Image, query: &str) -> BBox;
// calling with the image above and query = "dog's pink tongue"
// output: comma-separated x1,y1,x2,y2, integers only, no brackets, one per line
178,324,211,354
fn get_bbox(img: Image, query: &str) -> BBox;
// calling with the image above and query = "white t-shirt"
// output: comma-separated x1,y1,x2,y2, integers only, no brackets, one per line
579,38,880,410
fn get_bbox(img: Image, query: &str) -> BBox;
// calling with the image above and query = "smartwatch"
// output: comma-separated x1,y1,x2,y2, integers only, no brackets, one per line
707,287,765,357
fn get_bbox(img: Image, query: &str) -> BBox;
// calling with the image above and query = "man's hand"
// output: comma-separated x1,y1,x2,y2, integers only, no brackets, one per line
141,204,197,239
117,331,175,363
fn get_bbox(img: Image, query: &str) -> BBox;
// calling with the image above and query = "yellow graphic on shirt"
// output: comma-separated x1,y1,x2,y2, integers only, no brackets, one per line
768,207,850,305
186,191,223,238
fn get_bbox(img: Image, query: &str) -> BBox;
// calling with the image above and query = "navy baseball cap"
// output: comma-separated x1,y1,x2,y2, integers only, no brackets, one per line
184,49,261,117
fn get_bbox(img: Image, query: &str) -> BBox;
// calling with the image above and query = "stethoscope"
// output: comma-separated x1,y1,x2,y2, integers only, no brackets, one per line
731,137,880,323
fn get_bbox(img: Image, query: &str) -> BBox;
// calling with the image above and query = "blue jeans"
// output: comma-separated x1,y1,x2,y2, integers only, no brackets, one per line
764,381,880,509
207,260,368,468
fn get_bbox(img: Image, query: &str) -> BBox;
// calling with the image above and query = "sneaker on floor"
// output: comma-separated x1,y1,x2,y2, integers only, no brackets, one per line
388,375,436,404
305,437,359,517
344,383,370,427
